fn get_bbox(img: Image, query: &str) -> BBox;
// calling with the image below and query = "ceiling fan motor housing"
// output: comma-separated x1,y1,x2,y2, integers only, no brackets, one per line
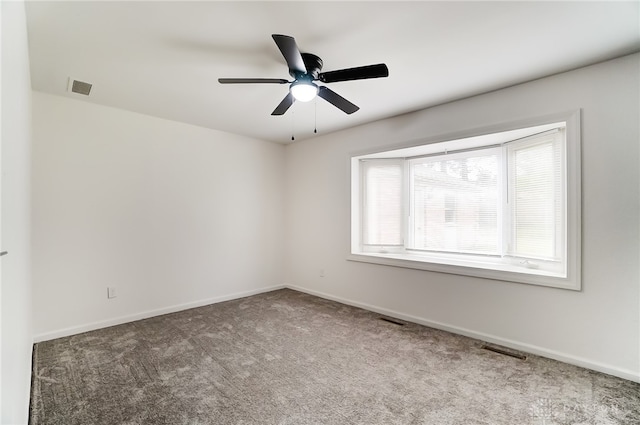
296,53,323,79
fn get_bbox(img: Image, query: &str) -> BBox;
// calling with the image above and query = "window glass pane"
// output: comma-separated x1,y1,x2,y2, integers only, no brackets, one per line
362,161,403,245
411,151,499,254
511,138,562,259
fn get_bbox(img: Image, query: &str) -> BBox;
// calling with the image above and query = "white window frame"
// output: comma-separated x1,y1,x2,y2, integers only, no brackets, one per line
348,110,581,290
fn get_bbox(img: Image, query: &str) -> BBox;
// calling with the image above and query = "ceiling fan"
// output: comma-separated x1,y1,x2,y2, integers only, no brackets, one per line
218,34,389,116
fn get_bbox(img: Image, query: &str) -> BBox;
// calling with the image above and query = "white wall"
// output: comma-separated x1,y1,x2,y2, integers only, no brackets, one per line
32,93,285,339
284,54,640,381
1,1,34,423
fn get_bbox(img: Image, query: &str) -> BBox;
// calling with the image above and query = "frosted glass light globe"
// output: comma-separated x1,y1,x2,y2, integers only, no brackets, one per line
290,81,318,102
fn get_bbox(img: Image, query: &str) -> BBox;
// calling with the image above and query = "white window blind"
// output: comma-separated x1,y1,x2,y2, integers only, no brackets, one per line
361,160,403,246
508,131,563,260
409,150,500,255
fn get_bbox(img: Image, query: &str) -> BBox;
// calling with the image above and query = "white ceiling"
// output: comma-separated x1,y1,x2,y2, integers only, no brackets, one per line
25,1,640,144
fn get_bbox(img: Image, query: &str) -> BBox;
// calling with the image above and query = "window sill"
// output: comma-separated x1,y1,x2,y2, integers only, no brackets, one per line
347,251,580,291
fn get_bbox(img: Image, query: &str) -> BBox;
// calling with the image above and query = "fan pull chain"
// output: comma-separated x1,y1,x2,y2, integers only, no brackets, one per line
314,99,318,134
291,110,295,141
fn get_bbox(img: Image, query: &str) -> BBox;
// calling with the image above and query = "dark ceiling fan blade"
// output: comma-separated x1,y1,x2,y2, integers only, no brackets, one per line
218,78,289,84
271,92,295,116
317,86,359,114
272,34,306,74
318,63,389,83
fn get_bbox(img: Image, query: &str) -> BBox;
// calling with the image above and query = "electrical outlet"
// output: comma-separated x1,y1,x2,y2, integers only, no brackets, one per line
107,287,117,299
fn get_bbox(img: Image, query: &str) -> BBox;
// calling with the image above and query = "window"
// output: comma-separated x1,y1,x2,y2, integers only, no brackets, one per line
361,160,403,247
350,111,581,290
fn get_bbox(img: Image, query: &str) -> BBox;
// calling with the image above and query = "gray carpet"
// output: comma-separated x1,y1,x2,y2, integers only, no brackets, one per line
30,289,639,425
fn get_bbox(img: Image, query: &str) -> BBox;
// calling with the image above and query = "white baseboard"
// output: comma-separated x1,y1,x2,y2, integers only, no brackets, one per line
284,283,640,384
33,285,285,343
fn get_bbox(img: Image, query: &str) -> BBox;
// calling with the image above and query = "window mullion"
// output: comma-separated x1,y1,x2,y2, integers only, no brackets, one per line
502,145,512,257
404,159,412,250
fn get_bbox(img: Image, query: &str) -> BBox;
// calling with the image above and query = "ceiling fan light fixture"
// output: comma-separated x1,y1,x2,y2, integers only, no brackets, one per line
290,81,318,102
219,34,388,116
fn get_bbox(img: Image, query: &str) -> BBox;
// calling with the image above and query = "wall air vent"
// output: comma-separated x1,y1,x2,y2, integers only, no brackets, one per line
69,79,92,96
